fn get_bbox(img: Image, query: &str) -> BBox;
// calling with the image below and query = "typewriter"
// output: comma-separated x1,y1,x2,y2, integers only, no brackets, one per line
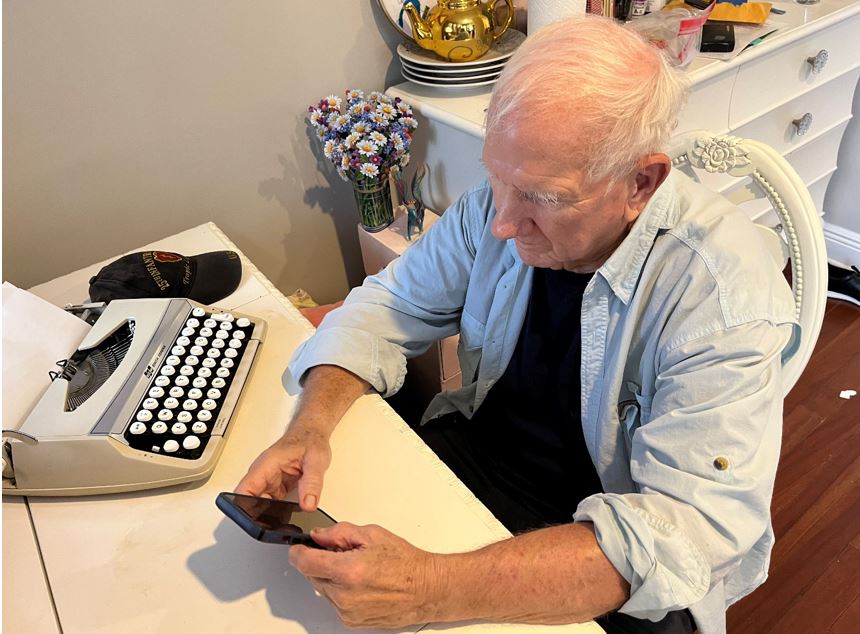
2,298,266,496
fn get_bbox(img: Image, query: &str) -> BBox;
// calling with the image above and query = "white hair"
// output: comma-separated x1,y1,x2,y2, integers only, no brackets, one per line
486,15,688,185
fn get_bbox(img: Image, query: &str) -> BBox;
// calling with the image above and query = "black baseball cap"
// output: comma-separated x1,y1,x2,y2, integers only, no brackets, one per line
88,250,242,305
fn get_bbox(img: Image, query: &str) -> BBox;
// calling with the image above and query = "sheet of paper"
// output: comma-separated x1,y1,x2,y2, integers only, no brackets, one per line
2,282,91,429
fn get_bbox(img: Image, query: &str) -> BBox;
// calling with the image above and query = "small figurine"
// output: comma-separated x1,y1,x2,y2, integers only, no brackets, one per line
396,163,428,242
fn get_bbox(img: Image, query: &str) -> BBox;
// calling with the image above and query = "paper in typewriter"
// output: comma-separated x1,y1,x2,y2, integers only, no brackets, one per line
2,282,92,428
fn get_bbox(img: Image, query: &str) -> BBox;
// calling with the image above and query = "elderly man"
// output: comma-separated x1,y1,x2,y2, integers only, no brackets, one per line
237,15,796,634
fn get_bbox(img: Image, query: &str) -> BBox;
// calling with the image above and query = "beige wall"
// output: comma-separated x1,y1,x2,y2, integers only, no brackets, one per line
3,0,403,304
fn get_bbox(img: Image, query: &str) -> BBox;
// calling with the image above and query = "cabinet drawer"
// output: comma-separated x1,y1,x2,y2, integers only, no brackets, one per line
733,67,860,155
678,70,736,134
730,12,860,127
784,117,851,184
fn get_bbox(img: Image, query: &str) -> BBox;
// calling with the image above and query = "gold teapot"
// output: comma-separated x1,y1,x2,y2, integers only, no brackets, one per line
402,0,515,63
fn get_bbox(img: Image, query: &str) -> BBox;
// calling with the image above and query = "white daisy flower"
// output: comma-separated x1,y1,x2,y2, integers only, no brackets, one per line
397,102,410,114
309,109,325,126
377,103,395,119
352,122,369,135
401,116,418,128
316,127,326,140
369,131,386,145
350,102,367,116
323,140,336,159
379,94,392,104
368,91,384,103
334,115,349,129
356,140,376,156
399,153,411,168
360,163,379,178
346,89,364,100
372,113,388,126
345,132,360,148
341,155,351,170
392,133,405,152
325,95,342,110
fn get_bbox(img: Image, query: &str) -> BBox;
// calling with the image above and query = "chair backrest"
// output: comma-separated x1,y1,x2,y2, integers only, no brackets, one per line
666,131,828,395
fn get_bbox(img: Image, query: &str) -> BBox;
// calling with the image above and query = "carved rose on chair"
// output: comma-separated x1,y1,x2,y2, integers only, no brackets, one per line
692,136,751,173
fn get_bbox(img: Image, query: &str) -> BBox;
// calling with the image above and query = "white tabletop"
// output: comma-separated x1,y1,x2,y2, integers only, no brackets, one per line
6,223,601,634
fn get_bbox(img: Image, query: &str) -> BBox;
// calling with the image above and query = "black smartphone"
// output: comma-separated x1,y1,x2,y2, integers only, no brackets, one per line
216,492,337,547
700,23,736,53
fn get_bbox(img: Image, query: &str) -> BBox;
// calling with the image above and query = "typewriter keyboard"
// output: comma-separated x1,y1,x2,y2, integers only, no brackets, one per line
123,307,257,460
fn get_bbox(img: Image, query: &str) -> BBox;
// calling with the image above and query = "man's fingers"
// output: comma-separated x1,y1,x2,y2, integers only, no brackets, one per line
289,544,340,580
310,522,368,551
297,449,329,511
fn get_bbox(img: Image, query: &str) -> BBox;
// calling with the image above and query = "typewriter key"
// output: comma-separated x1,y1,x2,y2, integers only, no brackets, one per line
136,410,153,422
163,440,180,453
181,327,195,337
202,399,217,411
152,422,168,434
188,388,203,400
220,358,235,369
212,339,225,349
216,368,230,378
155,375,171,387
194,337,208,347
164,397,180,409
211,377,226,389
219,322,233,331
228,339,242,349
224,348,238,359
185,356,199,366
232,330,246,340
177,411,193,423
174,375,190,387
171,423,187,435
186,318,200,328
207,388,222,400
143,398,159,410
204,319,217,329
197,367,212,378
192,377,207,388
157,409,174,421
180,365,195,376
192,422,207,434
190,345,204,356
129,422,147,435
177,336,191,346
183,436,201,450
215,330,229,340
197,410,212,422
149,386,165,399
183,399,199,411
192,307,206,317
202,358,217,368
160,365,176,377
171,345,186,356
237,317,251,328
166,355,181,366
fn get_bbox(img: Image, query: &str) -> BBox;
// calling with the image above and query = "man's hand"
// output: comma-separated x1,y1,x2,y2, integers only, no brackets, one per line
289,523,444,629
234,425,331,511
235,365,370,510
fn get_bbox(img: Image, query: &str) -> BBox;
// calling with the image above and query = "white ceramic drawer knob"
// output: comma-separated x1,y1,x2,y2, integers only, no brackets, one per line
792,113,813,137
806,49,828,76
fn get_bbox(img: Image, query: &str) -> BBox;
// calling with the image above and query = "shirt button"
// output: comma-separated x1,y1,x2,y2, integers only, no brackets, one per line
714,457,730,471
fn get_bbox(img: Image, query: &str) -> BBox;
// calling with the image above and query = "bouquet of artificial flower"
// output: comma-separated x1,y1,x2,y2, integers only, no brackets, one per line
307,89,418,185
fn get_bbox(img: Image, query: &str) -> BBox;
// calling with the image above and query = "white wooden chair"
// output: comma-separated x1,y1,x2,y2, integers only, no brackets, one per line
667,131,828,394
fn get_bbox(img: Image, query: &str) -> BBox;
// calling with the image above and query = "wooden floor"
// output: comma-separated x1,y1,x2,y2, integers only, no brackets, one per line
726,298,860,633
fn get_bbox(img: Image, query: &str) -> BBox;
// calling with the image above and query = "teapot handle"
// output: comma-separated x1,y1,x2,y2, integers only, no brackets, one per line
490,0,514,42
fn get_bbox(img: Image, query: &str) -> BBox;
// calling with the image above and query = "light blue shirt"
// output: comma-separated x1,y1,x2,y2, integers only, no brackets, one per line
289,170,798,633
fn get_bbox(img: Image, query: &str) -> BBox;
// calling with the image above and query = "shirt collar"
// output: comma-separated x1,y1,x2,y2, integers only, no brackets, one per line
597,169,680,304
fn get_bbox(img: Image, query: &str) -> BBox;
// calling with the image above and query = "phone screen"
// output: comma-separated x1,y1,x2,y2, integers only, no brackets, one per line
216,492,336,544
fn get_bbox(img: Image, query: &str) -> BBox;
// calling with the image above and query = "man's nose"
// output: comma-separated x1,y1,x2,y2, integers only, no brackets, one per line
491,198,526,241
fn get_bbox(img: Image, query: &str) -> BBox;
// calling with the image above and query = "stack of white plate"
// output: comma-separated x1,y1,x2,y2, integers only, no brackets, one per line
397,29,525,90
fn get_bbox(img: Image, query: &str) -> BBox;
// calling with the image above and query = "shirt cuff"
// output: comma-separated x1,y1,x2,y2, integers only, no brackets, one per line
574,493,710,621
287,326,408,397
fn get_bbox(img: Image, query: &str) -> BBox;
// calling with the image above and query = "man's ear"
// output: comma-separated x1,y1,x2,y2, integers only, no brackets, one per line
625,153,671,220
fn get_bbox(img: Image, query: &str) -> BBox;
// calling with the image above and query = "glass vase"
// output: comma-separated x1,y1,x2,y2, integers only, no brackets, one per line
352,176,394,233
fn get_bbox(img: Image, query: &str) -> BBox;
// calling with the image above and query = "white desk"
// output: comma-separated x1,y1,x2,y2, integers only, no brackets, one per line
4,223,601,634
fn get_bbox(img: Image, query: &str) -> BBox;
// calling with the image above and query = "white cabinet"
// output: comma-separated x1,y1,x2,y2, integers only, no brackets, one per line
389,0,860,222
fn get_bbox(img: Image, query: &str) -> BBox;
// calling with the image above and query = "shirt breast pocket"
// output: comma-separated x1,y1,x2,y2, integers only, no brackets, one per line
618,382,653,436
458,310,486,383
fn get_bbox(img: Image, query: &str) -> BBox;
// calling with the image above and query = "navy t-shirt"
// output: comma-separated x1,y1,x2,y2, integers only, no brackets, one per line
469,266,603,525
